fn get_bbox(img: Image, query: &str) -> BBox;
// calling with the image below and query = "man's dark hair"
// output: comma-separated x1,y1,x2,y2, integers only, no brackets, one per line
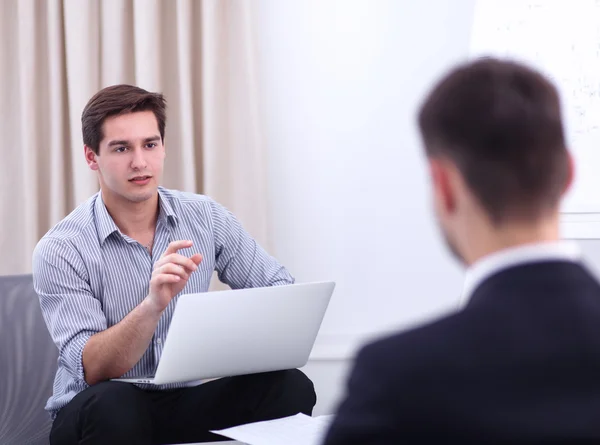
81,84,167,154
418,57,569,224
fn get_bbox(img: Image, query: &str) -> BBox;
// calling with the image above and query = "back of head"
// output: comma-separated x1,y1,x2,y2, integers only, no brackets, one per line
418,57,569,225
81,84,167,154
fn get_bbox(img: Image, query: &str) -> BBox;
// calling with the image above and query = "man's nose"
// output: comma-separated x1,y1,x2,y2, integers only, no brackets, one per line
130,147,147,169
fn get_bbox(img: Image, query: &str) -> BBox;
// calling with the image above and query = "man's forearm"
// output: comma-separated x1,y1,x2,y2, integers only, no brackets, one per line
82,298,162,385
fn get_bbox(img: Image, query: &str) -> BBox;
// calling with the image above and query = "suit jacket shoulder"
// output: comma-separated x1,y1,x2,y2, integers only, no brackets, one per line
324,261,600,444
324,309,476,444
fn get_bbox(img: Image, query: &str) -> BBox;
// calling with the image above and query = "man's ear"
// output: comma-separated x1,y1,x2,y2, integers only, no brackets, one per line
562,149,575,196
429,158,456,215
84,145,99,171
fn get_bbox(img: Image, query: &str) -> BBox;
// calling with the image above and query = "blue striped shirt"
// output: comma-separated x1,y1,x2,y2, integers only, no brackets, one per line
32,187,294,417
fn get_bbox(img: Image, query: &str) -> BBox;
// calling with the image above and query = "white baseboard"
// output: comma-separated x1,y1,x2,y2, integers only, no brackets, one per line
309,338,357,361
561,214,600,239
309,331,397,361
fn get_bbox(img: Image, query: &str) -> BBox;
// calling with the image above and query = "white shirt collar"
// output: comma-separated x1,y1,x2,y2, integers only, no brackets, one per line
460,241,581,307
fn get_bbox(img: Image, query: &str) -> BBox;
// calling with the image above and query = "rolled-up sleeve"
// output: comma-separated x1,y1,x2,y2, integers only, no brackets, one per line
210,199,294,289
32,237,107,384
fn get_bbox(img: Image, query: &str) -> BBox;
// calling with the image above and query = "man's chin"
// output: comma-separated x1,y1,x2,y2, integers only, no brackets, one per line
129,193,155,203
124,186,157,204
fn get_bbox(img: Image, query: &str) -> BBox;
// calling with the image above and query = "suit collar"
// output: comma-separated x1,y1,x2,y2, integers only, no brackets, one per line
460,241,581,307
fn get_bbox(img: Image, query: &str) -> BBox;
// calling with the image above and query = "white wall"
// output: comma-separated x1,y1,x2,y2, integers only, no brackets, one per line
253,1,600,417
254,0,477,414
255,0,476,358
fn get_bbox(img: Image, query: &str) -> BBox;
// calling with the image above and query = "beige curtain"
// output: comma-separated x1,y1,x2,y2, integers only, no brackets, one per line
0,0,270,275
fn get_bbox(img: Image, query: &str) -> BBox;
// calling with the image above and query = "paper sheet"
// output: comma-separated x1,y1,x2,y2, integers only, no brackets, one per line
210,413,335,445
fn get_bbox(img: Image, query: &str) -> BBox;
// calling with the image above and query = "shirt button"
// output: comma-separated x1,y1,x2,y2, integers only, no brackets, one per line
157,338,162,344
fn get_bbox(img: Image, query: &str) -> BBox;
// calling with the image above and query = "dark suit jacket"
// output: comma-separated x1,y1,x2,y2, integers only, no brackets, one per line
324,261,600,444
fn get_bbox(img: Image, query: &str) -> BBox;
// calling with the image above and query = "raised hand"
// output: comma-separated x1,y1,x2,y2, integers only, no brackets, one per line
145,240,203,313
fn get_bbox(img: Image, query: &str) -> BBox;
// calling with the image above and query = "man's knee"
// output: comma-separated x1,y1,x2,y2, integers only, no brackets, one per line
269,369,317,415
54,381,152,443
80,381,147,417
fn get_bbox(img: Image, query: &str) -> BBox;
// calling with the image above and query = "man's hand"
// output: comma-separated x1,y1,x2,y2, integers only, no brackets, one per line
83,240,202,384
145,240,203,313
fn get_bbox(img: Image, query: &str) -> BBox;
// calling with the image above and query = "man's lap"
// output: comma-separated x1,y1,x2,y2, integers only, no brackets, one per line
50,369,315,445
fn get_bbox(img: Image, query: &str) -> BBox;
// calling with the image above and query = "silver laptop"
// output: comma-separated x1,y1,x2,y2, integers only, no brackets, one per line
112,281,335,385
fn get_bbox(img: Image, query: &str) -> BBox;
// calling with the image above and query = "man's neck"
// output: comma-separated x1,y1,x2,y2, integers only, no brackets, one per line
102,190,159,237
463,216,561,266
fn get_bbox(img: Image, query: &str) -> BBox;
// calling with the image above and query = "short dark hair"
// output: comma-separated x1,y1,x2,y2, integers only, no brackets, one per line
418,57,569,224
81,84,167,154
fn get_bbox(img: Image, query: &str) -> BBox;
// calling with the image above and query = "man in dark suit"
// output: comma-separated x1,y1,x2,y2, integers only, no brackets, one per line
323,57,600,444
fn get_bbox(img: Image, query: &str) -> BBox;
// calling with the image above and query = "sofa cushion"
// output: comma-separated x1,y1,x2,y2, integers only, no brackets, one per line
0,274,56,445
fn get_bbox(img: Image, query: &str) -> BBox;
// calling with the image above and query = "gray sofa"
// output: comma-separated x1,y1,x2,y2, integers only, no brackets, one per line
0,274,56,444
0,275,236,445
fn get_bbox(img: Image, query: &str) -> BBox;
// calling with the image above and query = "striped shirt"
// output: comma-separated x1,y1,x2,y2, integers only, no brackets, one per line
32,187,294,417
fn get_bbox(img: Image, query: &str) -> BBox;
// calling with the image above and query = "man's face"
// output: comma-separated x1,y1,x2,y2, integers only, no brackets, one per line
85,111,165,205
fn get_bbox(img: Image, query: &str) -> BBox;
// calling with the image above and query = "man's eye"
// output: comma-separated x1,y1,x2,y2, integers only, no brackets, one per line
115,146,127,153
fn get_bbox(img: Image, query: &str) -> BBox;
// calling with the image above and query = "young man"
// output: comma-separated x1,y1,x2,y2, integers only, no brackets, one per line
33,85,315,445
324,58,600,444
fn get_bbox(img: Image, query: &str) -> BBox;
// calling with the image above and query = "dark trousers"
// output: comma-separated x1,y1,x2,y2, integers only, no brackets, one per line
50,369,316,445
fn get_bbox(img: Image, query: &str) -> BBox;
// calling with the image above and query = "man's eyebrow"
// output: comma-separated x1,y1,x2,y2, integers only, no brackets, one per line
106,136,161,147
107,139,130,147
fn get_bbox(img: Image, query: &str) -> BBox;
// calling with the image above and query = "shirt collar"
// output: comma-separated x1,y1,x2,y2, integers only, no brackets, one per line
94,192,120,244
94,187,178,245
157,187,178,225
460,241,581,307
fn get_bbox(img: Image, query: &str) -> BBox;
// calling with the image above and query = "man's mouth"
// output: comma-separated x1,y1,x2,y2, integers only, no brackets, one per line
129,175,152,181
129,175,152,183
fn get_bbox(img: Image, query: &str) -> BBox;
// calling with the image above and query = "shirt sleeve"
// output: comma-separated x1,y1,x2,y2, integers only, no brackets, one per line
32,237,107,385
209,199,295,289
